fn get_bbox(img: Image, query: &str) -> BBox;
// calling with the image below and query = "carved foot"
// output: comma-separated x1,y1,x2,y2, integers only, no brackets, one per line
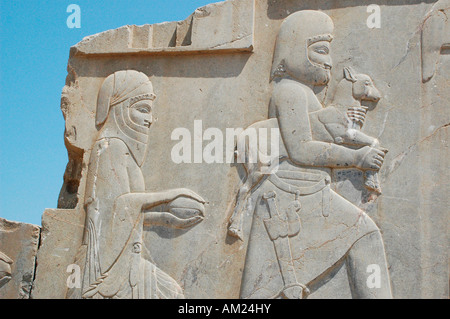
282,284,310,299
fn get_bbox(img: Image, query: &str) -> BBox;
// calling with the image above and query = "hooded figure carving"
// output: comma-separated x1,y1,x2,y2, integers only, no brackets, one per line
95,70,155,167
74,70,205,299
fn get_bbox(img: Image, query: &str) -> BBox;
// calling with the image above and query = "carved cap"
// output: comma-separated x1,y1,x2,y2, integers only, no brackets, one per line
96,70,154,126
271,10,334,81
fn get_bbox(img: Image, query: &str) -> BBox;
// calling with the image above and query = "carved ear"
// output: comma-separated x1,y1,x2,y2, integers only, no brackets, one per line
96,75,115,126
343,67,357,83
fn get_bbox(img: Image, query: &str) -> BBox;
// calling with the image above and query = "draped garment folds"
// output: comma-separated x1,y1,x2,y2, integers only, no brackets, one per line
79,70,184,299
240,161,379,299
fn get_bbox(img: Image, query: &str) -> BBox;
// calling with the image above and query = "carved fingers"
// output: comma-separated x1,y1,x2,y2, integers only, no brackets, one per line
144,195,205,229
356,146,386,170
170,188,206,204
347,106,368,127
143,212,204,229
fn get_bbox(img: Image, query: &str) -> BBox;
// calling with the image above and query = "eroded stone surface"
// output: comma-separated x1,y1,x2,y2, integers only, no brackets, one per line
31,209,84,299
0,218,40,299
72,0,254,56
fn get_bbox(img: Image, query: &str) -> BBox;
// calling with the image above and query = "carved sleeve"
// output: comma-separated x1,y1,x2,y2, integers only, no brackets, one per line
275,82,358,168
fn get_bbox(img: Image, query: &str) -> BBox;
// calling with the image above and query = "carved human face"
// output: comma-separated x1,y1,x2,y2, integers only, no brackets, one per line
307,40,332,85
129,100,153,129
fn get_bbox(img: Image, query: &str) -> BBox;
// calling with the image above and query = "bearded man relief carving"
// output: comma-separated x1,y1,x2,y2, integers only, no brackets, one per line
229,11,392,299
75,70,205,299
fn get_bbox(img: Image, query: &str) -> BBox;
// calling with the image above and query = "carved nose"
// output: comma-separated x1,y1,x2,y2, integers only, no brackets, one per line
324,63,332,70
371,89,382,102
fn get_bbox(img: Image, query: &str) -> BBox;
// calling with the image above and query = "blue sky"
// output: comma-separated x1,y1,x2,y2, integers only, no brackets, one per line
0,0,216,226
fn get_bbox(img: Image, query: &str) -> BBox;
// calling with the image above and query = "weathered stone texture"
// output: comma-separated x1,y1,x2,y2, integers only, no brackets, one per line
31,209,84,299
0,218,40,299
4,0,450,299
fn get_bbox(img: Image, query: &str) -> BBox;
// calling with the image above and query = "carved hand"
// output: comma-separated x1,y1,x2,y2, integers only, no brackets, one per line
143,211,204,229
144,192,205,229
355,146,386,170
347,106,368,127
167,188,206,204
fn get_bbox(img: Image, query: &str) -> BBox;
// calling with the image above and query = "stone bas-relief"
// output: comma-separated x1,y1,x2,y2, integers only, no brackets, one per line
0,252,13,288
66,70,206,299
0,218,40,299
229,66,386,241
9,0,449,299
421,0,450,82
230,11,392,299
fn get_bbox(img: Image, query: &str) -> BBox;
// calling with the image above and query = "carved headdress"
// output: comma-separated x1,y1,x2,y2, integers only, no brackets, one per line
96,70,155,166
271,10,334,84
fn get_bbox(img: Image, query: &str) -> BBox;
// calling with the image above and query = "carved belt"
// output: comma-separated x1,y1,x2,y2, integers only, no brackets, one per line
268,170,331,217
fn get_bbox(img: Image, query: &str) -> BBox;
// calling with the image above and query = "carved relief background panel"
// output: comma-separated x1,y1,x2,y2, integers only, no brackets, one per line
25,0,449,299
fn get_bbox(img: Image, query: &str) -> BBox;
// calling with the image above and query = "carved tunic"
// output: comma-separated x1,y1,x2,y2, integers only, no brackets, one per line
241,79,380,299
241,161,379,298
82,137,183,299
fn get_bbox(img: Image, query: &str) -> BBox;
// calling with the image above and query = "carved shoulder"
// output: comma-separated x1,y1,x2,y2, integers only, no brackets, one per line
92,138,129,158
317,106,347,125
85,138,132,203
272,80,308,114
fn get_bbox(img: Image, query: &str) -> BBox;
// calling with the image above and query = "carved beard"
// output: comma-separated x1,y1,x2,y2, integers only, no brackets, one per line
270,11,334,86
99,100,150,167
306,50,331,85
282,40,332,86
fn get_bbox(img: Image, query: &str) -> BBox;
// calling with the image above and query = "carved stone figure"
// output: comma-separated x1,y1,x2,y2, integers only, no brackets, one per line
421,0,450,82
314,66,386,194
230,10,392,299
74,70,205,299
25,0,449,300
0,252,13,288
229,67,385,239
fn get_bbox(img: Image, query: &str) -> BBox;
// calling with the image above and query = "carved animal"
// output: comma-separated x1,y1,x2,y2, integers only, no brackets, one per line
309,66,382,147
229,67,385,239
0,251,13,288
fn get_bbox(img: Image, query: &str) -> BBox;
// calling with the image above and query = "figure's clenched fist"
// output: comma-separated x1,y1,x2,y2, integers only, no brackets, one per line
356,146,386,170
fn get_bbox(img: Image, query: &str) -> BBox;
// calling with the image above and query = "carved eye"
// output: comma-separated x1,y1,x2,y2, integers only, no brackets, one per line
138,107,150,113
135,105,150,113
365,80,371,86
315,46,329,55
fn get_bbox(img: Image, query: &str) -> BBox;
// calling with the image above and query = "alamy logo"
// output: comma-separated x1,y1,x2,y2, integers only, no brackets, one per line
66,264,81,289
367,5,381,29
67,4,81,29
366,264,381,289
171,120,280,174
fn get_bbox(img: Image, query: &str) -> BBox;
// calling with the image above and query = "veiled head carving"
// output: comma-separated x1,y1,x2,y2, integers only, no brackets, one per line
271,10,334,86
95,70,156,166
